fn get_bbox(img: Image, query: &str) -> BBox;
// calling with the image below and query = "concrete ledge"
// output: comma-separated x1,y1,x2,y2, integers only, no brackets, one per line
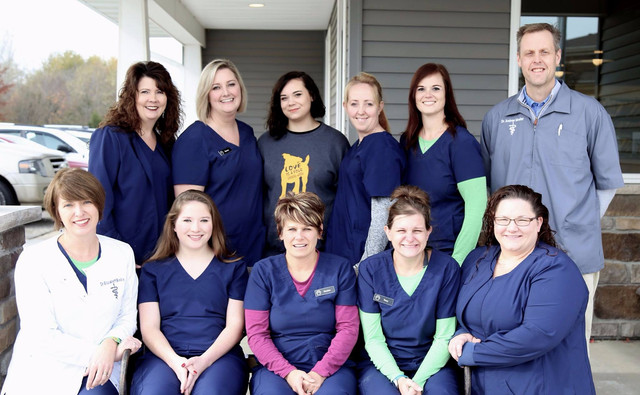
0,207,41,233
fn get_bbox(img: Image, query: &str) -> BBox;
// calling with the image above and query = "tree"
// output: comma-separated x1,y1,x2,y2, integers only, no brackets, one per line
0,36,20,121
4,51,116,125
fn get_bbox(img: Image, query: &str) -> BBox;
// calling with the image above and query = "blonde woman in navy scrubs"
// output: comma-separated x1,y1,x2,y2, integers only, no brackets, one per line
132,190,248,395
89,61,182,265
173,59,265,267
245,192,359,395
357,186,460,395
449,185,595,394
325,72,405,266
401,63,486,265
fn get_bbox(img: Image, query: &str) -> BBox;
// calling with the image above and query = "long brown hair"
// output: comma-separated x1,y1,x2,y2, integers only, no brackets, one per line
100,61,182,149
146,190,239,263
403,63,466,150
478,185,556,248
344,72,391,133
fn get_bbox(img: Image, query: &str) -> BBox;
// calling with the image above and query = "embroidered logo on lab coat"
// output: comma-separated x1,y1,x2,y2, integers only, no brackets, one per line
101,278,124,299
373,293,394,306
314,286,336,297
500,117,525,136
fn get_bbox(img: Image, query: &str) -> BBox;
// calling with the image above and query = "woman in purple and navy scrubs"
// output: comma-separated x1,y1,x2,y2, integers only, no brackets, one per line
325,72,405,267
245,192,359,395
172,59,265,267
131,190,248,395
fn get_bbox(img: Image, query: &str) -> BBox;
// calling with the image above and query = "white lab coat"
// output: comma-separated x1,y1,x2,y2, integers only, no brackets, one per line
2,234,138,395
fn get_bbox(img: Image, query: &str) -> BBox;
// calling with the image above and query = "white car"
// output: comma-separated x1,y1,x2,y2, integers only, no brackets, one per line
0,124,89,169
0,139,67,205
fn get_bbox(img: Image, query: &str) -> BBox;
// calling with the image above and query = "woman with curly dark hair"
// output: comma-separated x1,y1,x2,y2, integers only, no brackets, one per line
89,61,183,265
449,185,595,394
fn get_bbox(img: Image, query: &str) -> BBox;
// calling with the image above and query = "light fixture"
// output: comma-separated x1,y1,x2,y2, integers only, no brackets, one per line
592,58,604,67
249,3,265,7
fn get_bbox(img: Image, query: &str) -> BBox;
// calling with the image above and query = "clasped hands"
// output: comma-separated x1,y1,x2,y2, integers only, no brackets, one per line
286,369,326,395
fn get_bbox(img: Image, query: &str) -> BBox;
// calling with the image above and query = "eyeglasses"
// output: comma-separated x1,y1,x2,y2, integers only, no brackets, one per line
494,217,538,227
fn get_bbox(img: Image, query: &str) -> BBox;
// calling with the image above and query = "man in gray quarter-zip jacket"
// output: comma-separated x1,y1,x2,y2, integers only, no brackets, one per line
480,22,623,349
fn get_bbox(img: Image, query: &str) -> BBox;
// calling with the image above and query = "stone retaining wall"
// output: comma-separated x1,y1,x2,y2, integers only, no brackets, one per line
594,185,640,339
0,206,41,388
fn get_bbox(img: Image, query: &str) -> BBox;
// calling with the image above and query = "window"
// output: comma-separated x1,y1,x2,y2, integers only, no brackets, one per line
521,13,640,175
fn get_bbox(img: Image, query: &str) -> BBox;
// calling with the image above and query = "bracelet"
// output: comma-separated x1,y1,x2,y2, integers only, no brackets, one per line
102,336,121,345
392,374,408,388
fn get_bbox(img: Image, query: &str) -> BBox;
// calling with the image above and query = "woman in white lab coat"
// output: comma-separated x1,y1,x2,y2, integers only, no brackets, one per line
2,168,140,395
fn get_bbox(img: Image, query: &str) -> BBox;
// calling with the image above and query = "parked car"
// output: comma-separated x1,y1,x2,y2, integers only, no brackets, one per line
0,124,89,169
0,139,67,205
44,124,94,144
0,134,87,169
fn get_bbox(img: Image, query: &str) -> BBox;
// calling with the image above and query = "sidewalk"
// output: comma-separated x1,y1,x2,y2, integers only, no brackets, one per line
591,340,640,394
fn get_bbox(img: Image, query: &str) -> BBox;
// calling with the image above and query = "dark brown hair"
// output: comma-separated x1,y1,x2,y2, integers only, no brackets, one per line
274,192,325,236
266,71,326,140
403,63,466,150
100,61,182,149
44,168,105,230
146,190,239,263
387,185,432,230
478,185,556,247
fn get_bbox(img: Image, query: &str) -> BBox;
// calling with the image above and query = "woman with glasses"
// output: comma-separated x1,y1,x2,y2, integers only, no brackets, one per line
448,185,595,394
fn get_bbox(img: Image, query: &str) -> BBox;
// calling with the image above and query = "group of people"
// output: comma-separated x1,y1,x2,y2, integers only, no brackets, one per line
2,22,622,395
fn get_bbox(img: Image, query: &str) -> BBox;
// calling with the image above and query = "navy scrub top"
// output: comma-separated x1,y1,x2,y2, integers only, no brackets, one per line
138,256,248,356
89,125,172,264
357,249,460,371
172,120,265,266
401,126,485,254
456,244,595,394
244,252,356,371
325,132,405,265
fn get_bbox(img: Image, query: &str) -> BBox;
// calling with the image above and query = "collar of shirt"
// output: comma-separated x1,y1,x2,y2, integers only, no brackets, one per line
519,80,561,118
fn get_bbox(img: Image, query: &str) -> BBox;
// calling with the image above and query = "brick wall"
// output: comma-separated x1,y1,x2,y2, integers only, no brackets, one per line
594,185,640,339
0,207,40,388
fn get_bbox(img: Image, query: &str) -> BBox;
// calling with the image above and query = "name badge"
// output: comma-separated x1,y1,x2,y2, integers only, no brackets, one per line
314,286,336,297
218,147,232,156
373,293,394,306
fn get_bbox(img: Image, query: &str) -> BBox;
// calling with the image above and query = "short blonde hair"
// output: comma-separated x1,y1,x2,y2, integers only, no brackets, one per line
196,59,248,122
43,168,105,230
274,192,325,236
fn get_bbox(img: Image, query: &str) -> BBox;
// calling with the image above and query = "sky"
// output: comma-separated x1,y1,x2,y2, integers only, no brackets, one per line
0,0,119,71
0,0,182,73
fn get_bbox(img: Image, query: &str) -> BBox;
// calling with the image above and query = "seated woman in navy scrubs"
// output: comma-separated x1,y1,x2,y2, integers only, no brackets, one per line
401,63,486,265
2,169,140,395
172,59,265,267
89,61,182,265
449,185,595,394
131,190,249,395
357,185,460,395
325,72,405,267
245,192,359,395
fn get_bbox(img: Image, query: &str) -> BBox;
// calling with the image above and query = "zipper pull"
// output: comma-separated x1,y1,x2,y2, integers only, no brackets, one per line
534,118,538,126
